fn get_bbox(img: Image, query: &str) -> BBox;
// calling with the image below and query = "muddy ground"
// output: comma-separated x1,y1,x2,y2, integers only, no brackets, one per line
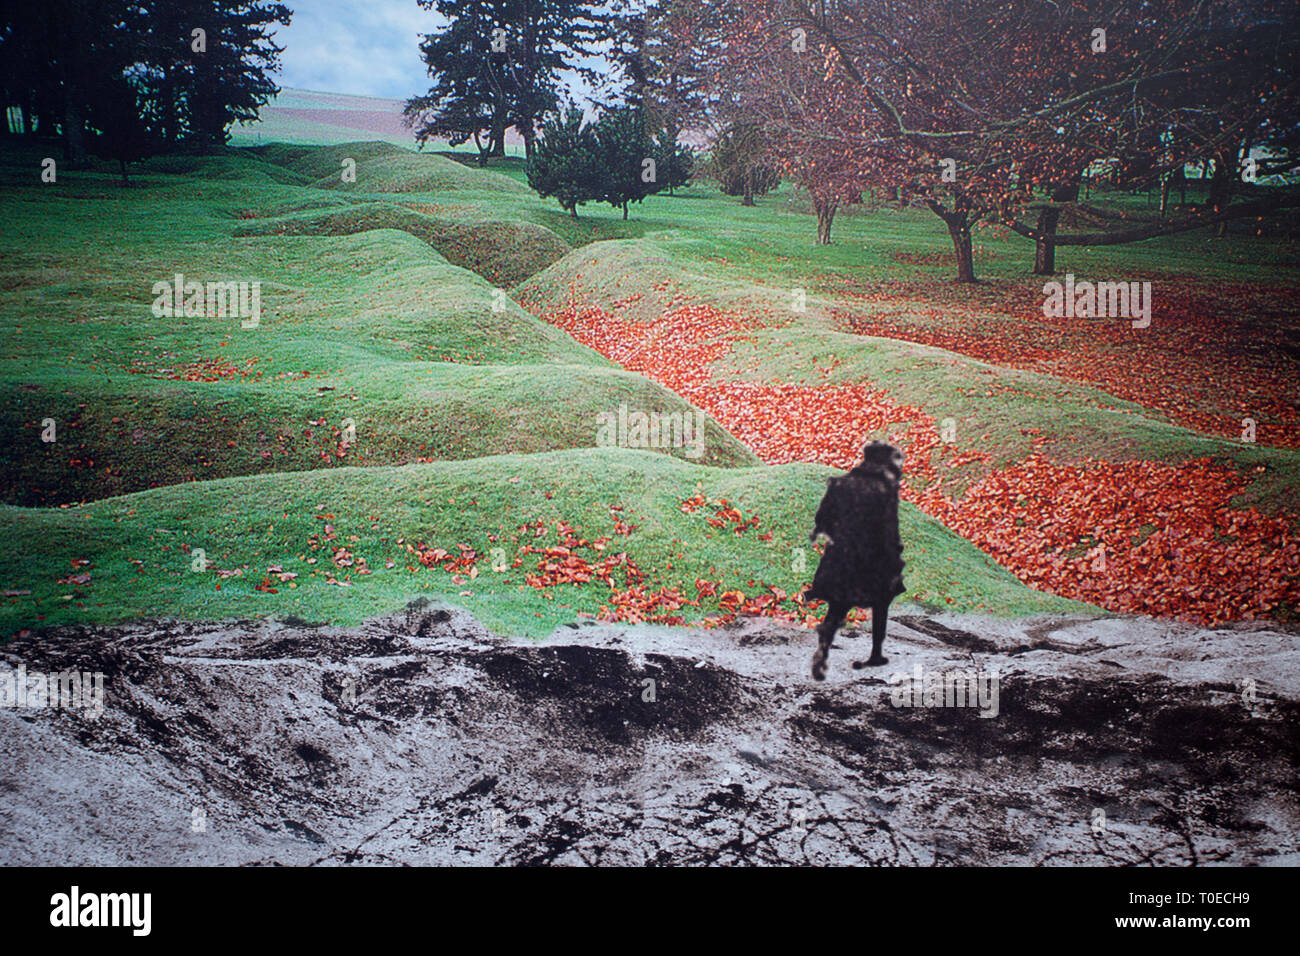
1,603,1297,866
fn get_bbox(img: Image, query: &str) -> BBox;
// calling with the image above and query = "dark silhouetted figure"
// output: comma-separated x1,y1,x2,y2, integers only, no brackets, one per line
806,441,906,680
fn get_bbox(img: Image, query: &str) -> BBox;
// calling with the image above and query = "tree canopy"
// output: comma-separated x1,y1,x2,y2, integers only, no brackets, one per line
405,0,611,159
678,0,1300,276
1,0,291,168
527,104,694,218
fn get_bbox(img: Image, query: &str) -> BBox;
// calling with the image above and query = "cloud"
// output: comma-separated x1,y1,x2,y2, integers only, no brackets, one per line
273,0,440,98
270,0,603,103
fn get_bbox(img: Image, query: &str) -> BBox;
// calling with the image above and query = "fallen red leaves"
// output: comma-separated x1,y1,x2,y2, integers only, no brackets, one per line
836,277,1298,447
943,455,1299,625
681,493,762,534
399,504,818,627
534,285,1298,627
546,285,941,476
124,357,262,382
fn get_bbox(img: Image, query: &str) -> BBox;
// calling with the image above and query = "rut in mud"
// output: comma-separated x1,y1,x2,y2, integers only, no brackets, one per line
1,603,1297,865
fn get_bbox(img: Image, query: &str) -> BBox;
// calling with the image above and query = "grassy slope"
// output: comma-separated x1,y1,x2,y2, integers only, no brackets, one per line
243,144,571,286
0,450,1093,639
19,138,1257,636
0,145,757,507
517,227,1299,512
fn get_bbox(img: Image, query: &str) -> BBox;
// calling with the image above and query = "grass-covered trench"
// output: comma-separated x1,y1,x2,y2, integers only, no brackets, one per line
2,138,1295,637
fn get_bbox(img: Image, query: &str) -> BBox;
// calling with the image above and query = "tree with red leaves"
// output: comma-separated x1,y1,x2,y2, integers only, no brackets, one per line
693,0,1300,278
697,1,890,244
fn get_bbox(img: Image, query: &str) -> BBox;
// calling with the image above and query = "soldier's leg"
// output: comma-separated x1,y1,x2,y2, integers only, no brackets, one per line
812,600,850,681
867,596,893,666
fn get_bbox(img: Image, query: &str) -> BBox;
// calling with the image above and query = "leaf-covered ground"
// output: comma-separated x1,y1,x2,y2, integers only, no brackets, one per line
2,139,1296,637
523,266,1298,627
835,277,1299,447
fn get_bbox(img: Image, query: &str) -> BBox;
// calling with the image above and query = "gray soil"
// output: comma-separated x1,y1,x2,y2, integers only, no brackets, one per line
2,602,1297,866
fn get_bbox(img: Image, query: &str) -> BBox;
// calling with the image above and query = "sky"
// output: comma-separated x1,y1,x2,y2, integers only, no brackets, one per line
272,0,608,102
273,0,441,99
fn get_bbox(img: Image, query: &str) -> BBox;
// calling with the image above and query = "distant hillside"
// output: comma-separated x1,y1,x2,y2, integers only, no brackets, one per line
229,87,526,155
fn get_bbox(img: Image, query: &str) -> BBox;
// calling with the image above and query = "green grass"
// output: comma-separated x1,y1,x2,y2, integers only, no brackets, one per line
0,146,757,508
233,202,570,287
2,134,1295,639
0,450,1093,639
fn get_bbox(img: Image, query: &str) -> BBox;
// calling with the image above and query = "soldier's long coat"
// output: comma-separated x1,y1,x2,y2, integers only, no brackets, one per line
806,463,906,607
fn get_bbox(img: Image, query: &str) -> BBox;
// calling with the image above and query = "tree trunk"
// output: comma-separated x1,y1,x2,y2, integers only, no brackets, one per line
119,159,129,187
814,198,837,245
1208,149,1236,237
945,213,976,282
160,64,176,145
1032,183,1079,275
1033,206,1060,275
742,168,755,206
490,106,506,157
521,117,535,159
622,201,629,220
570,205,578,219
1208,152,1234,208
62,96,88,168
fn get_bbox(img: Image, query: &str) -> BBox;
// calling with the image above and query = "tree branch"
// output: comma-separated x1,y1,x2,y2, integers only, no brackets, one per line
1006,191,1300,245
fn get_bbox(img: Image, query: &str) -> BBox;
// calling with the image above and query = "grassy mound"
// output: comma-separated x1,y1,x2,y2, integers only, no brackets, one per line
518,239,693,320
236,203,570,287
0,358,756,505
0,449,1094,639
249,141,411,180
0,199,755,505
251,140,528,196
520,237,1300,511
138,151,311,186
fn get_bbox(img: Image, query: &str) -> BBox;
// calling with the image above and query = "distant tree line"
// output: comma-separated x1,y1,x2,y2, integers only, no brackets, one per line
0,0,292,182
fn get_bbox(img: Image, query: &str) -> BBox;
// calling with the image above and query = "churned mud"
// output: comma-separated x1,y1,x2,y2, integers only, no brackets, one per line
2,603,1297,865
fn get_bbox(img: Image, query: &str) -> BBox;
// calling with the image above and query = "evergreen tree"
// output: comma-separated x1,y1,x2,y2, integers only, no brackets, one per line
405,0,511,162
653,131,695,195
0,1,135,165
1,0,290,156
529,105,689,219
707,122,779,205
594,105,656,219
134,0,200,147
604,0,714,144
409,0,610,158
527,107,604,217
89,74,155,185
186,1,292,150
